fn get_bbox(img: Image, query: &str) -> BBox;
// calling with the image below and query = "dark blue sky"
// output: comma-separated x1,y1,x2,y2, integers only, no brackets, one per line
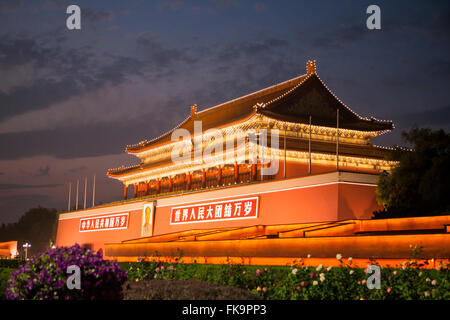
0,0,449,224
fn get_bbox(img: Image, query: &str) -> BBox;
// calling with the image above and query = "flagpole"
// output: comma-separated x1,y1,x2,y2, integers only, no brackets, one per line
75,179,79,210
68,182,72,211
336,109,339,171
309,115,312,175
92,174,96,207
284,125,287,179
83,177,87,209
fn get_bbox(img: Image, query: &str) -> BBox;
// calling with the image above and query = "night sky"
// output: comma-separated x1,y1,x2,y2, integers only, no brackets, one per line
0,0,449,224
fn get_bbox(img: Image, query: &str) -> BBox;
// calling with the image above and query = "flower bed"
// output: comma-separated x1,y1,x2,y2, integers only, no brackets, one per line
121,255,450,300
2,249,449,300
5,244,127,300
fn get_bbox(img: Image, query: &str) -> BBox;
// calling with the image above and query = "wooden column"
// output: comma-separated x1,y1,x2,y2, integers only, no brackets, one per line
251,163,257,181
145,181,149,195
123,185,127,200
218,165,222,186
169,176,173,192
134,183,138,198
234,161,239,183
156,178,160,194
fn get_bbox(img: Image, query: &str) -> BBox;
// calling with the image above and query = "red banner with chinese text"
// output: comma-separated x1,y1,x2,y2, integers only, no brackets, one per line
79,213,129,232
170,197,259,225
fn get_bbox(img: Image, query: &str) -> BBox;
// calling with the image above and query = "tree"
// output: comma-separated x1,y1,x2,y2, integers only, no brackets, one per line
374,127,450,218
0,207,59,257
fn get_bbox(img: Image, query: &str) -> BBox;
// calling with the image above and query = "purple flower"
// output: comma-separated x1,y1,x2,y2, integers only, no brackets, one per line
6,244,127,300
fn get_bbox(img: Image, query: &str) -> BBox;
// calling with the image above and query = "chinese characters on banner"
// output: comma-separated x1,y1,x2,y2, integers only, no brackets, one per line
170,197,259,225
79,213,129,232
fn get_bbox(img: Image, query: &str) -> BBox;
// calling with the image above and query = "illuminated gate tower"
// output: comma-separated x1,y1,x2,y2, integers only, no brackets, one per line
58,60,437,264
108,60,394,200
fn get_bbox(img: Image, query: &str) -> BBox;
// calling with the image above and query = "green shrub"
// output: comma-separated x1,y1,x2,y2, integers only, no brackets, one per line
0,268,13,300
122,258,450,300
0,259,24,269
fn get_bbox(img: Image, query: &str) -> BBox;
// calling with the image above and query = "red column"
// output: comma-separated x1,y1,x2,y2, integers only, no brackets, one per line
123,185,127,200
251,163,256,181
234,161,239,183
145,181,149,195
134,183,138,198
202,168,206,188
156,178,160,194
169,176,173,192
187,172,192,190
218,165,222,186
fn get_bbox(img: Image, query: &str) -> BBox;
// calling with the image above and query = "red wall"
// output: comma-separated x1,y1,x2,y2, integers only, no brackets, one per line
152,184,339,235
56,209,143,256
56,177,381,255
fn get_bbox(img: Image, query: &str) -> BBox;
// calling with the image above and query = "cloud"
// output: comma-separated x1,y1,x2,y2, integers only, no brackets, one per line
136,32,194,68
33,165,51,177
0,183,62,190
0,193,52,224
309,25,368,49
67,166,87,173
82,7,115,23
0,34,145,122
253,2,268,12
0,1,23,14
397,105,450,128
213,38,289,63
157,0,184,11
211,0,239,10
0,102,187,159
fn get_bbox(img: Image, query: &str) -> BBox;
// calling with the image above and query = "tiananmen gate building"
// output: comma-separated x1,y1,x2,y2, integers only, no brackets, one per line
56,61,450,267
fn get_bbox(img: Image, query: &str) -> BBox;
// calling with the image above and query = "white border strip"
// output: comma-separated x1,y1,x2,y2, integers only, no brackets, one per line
157,181,374,208
79,212,129,233
169,196,259,225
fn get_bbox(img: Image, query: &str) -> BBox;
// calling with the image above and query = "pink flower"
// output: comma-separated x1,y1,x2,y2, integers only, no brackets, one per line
387,287,392,293
264,268,268,272
262,287,267,292
300,281,306,287
296,286,301,291
309,272,315,279
255,269,262,277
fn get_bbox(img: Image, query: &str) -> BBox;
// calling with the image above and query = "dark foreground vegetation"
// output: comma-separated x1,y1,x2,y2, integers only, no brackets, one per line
1,245,449,300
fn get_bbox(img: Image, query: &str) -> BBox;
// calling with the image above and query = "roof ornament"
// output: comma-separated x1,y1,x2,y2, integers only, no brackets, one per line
306,60,317,75
253,102,265,111
190,104,197,117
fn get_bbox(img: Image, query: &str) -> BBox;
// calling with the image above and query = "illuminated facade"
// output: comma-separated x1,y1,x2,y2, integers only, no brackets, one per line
107,60,396,198
56,61,450,265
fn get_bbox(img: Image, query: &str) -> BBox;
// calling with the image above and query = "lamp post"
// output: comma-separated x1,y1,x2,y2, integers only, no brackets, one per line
23,242,31,260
